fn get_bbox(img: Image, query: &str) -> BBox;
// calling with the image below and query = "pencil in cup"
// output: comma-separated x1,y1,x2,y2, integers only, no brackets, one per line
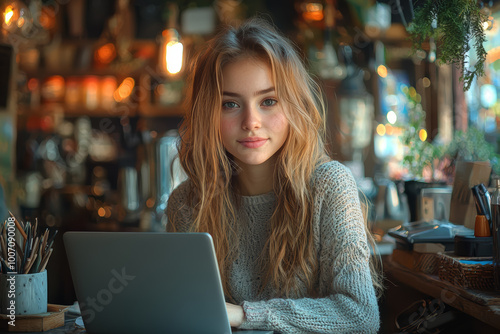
0,213,57,274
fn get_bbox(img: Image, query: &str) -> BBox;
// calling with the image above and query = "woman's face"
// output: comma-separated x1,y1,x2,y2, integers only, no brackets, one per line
220,57,289,168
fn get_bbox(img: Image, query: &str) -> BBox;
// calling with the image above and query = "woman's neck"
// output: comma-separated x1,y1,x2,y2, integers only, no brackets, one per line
235,157,276,196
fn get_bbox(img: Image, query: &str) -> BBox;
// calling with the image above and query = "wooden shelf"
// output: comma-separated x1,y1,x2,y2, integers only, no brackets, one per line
384,256,500,329
17,105,138,117
139,105,184,117
17,104,184,118
19,38,158,79
21,62,150,80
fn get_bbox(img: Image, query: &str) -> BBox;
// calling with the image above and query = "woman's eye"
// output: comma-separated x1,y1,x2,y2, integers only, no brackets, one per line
262,99,277,107
222,101,239,109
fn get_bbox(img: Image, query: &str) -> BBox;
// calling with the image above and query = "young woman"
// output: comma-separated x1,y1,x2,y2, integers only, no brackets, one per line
166,18,383,333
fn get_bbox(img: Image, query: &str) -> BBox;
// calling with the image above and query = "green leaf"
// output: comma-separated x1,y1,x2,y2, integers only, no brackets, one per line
408,0,488,91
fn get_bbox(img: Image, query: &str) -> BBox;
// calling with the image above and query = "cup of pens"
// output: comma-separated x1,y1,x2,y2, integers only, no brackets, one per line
0,271,47,315
0,212,57,315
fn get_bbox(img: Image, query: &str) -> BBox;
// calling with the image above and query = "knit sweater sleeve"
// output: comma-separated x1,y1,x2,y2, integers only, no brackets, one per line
239,161,380,333
165,180,194,232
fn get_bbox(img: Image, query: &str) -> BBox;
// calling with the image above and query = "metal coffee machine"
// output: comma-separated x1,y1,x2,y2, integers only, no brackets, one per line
147,131,187,231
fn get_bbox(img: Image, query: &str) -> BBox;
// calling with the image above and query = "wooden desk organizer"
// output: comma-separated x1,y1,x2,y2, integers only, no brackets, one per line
438,252,494,290
0,304,69,332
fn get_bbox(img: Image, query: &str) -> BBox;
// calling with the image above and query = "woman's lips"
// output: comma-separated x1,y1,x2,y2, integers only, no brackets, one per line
237,138,268,148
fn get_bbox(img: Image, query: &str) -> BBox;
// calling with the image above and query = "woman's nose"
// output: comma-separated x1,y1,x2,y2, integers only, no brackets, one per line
241,105,261,130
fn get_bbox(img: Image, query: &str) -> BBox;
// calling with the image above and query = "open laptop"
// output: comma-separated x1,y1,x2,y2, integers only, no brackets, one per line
64,232,273,334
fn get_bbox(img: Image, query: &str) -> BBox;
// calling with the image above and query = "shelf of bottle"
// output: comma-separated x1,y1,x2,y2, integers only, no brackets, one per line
17,104,184,118
20,64,153,80
19,38,159,78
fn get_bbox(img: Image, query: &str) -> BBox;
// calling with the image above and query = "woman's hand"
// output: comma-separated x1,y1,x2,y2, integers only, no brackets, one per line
226,302,245,327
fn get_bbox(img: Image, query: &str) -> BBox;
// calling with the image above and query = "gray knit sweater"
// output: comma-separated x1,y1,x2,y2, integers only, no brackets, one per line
166,161,380,333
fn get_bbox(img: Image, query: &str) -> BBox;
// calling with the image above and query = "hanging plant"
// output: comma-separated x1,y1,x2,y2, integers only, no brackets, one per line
407,0,488,91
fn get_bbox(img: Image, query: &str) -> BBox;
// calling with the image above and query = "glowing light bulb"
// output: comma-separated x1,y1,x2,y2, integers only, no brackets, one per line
422,77,431,88
387,110,397,124
419,129,428,142
4,5,14,25
483,18,493,31
159,29,183,75
95,43,116,65
376,124,386,136
2,1,32,34
166,40,183,74
302,3,324,21
480,84,497,108
114,77,135,102
377,65,388,78
98,207,106,217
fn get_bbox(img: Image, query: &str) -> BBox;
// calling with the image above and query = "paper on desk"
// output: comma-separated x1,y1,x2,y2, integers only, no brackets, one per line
75,316,85,328
459,260,493,265
67,301,81,316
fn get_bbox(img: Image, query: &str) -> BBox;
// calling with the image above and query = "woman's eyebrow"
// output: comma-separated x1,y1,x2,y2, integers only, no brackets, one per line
222,87,275,97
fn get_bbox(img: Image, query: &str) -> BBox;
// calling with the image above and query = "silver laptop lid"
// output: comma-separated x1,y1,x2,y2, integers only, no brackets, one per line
64,232,232,334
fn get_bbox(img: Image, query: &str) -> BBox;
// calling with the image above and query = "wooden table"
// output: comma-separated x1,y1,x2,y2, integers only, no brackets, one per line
0,312,276,333
384,255,500,330
0,313,84,334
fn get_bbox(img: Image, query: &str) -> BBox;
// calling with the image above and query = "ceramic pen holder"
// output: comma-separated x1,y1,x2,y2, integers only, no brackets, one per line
0,270,47,315
474,215,490,237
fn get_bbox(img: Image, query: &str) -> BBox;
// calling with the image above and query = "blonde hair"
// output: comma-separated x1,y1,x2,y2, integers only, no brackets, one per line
172,18,383,300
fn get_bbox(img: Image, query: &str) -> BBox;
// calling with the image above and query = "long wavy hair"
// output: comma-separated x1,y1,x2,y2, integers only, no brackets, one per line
173,18,383,300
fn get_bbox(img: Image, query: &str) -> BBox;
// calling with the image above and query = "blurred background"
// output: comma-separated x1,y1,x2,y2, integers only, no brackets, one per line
1,0,500,325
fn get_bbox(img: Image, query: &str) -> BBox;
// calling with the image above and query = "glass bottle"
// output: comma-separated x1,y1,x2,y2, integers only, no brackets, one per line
491,178,500,290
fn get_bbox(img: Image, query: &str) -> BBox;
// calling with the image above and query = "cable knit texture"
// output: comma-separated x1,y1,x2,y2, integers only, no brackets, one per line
166,161,380,333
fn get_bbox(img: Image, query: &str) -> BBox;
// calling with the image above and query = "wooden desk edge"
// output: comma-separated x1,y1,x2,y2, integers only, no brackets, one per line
384,256,500,330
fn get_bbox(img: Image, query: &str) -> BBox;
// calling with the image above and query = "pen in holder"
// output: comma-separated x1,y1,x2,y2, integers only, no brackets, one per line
474,215,491,237
0,212,57,316
472,184,492,230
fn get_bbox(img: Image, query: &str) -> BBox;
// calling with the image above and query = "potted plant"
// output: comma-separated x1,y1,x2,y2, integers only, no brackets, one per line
398,86,447,221
399,85,499,221
407,0,489,91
